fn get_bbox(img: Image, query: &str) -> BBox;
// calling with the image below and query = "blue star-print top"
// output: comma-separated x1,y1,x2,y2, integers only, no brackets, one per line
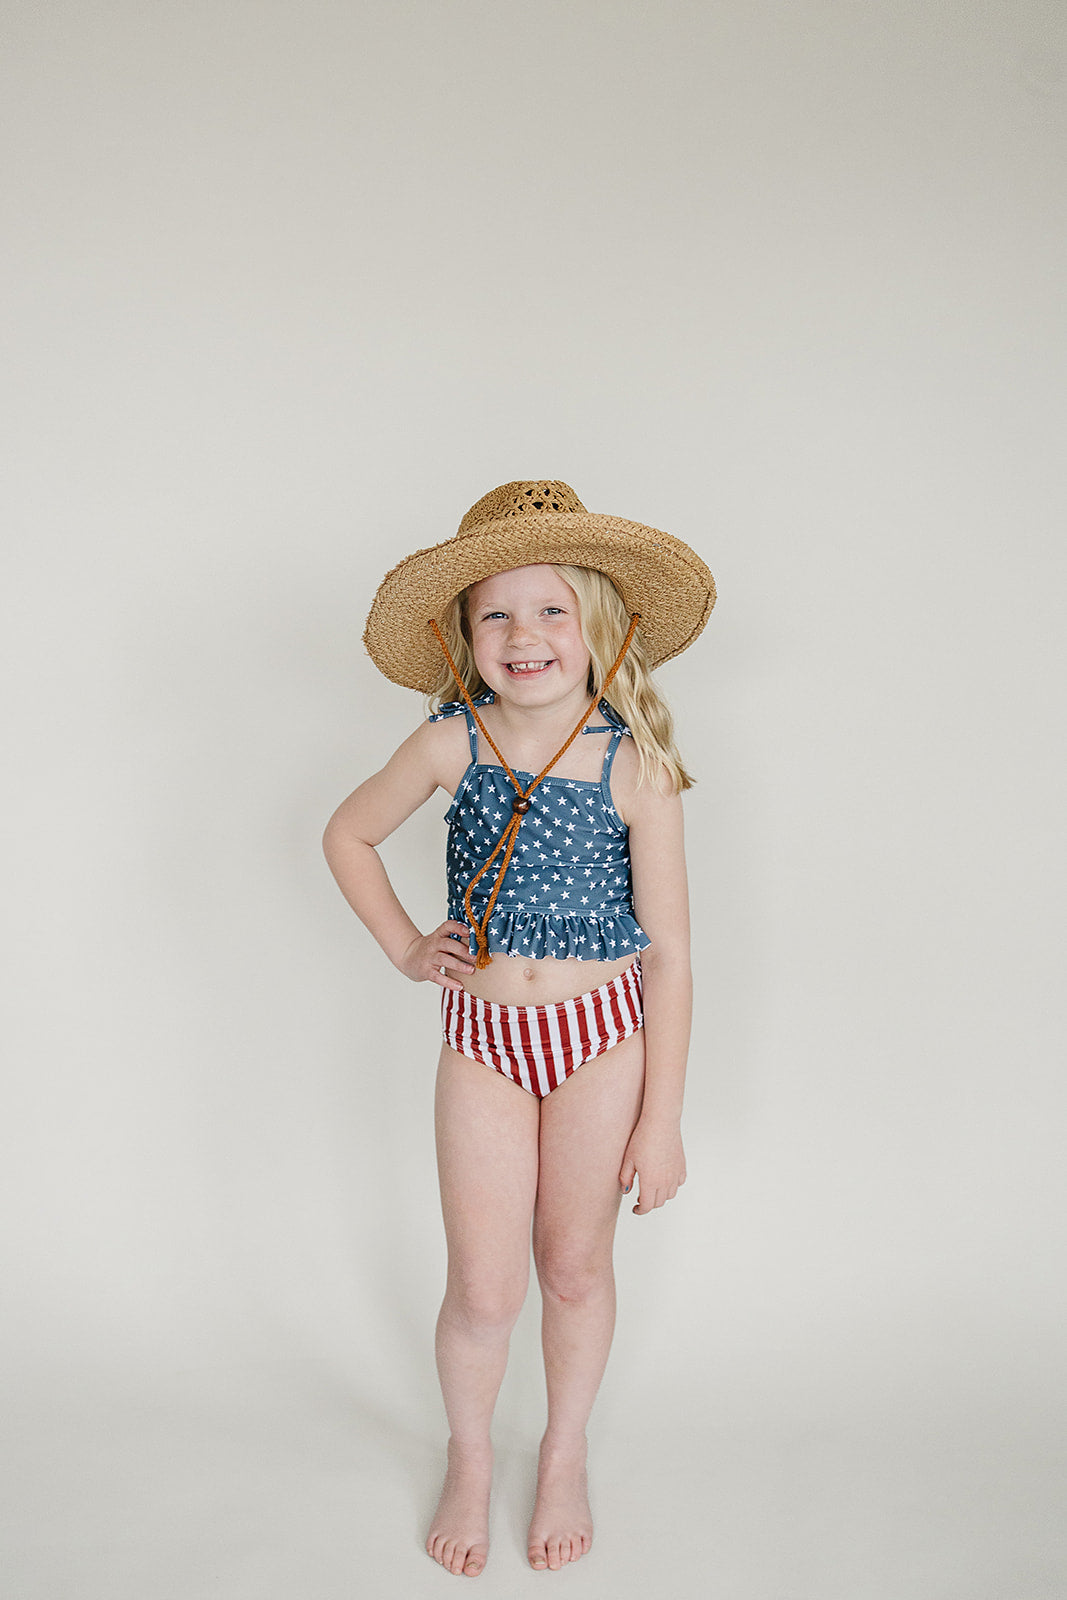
428,691,652,962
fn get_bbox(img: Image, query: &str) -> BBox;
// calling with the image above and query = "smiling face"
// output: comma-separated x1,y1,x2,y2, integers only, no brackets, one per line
465,565,592,707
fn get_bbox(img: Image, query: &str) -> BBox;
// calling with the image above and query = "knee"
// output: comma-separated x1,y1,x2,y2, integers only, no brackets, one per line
534,1246,613,1308
442,1268,528,1338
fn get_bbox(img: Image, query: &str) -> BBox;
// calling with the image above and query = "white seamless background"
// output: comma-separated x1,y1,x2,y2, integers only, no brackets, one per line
2,3,1064,1596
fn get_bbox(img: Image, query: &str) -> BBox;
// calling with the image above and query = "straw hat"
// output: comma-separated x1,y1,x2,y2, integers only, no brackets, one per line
363,479,716,693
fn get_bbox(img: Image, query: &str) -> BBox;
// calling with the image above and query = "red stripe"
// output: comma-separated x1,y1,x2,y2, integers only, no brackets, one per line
486,1002,506,1072
537,1004,558,1093
469,993,484,1062
606,973,627,1037
634,963,644,1019
616,968,634,1034
507,1006,531,1092
582,987,600,1055
620,972,639,1024
497,1006,514,1084
571,990,592,1058
622,963,641,1031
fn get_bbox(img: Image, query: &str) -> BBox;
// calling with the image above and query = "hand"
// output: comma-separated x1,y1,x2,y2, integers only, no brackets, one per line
399,920,476,990
619,1119,686,1215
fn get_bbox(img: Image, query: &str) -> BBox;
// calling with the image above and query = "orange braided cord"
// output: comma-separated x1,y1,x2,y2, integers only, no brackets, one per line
463,814,524,968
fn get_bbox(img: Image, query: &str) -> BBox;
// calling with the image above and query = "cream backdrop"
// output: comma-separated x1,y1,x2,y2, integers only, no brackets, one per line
3,2,1064,1596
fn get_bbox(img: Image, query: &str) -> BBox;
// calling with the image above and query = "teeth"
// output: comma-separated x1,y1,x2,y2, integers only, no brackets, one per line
507,661,549,671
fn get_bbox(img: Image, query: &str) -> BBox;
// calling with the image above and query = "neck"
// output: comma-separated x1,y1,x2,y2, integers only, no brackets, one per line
489,682,597,749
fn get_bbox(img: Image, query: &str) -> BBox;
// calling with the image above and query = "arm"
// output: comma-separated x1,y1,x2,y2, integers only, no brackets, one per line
321,719,475,989
617,766,692,1214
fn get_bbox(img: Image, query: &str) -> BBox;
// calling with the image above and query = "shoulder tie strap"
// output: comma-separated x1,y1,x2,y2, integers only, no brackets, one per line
462,705,479,762
600,727,625,787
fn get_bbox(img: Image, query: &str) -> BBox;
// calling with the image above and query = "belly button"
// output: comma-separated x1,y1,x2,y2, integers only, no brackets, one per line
523,967,535,981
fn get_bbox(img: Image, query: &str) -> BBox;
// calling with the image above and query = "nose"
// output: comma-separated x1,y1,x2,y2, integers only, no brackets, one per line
506,616,540,646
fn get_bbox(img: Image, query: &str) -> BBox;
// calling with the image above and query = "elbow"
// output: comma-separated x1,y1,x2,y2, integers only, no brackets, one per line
322,809,374,870
321,809,349,867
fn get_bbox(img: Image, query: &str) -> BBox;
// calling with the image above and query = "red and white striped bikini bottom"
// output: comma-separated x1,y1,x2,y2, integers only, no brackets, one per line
441,959,643,1098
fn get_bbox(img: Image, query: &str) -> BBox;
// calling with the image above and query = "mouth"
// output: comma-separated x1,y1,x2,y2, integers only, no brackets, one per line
504,660,554,676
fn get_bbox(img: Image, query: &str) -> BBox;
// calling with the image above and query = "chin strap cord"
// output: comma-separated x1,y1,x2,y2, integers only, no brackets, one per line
428,613,641,969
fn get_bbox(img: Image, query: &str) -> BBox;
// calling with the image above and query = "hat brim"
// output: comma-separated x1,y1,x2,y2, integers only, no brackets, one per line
363,511,716,693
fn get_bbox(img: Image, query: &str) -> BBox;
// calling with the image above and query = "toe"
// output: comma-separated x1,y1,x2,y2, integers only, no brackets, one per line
528,1541,547,1570
463,1546,486,1576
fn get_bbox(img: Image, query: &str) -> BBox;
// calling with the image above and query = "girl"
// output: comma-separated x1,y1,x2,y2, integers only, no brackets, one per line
323,480,715,1577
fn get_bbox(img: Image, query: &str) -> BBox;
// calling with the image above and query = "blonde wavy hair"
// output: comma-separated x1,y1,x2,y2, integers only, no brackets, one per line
427,564,694,793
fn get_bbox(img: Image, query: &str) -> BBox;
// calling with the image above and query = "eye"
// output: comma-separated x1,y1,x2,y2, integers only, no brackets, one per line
480,611,507,621
543,606,565,615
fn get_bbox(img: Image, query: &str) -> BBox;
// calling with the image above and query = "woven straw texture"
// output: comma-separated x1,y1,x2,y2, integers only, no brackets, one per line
363,481,716,692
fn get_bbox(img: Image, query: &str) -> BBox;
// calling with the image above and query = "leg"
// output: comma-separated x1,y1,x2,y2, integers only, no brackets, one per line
527,1028,646,1570
427,1041,540,1577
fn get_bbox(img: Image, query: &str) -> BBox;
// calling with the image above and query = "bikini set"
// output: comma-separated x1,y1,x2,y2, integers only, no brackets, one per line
362,479,716,1099
432,691,649,1097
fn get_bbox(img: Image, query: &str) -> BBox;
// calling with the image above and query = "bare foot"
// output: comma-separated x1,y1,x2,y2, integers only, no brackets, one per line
426,1439,492,1577
527,1435,593,1571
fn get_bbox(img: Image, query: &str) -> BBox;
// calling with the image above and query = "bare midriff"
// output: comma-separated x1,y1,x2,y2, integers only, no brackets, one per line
460,948,641,1007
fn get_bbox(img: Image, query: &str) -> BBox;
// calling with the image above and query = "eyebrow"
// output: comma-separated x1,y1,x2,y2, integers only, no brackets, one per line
473,596,569,612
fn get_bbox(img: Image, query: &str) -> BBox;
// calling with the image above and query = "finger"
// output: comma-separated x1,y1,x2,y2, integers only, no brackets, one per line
438,940,473,966
434,946,474,973
438,937,475,967
619,1160,636,1193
